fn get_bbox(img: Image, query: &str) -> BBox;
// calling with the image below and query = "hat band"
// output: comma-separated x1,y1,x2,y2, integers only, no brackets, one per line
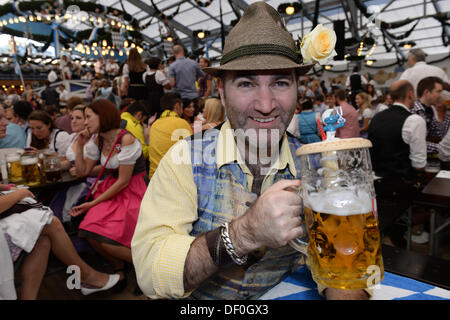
220,44,300,66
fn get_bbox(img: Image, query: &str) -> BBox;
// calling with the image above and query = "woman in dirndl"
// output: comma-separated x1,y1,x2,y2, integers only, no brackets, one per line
69,99,148,291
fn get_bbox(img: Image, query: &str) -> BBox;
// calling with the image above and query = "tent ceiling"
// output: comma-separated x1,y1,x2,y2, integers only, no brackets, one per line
98,0,449,65
0,0,448,67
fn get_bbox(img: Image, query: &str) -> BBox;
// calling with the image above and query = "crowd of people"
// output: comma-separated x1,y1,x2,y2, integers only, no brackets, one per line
0,1,449,301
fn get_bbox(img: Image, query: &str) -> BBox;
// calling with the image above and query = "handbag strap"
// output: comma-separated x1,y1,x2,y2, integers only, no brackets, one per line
85,129,128,201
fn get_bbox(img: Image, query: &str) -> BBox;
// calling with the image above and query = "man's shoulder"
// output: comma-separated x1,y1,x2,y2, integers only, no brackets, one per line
7,121,25,133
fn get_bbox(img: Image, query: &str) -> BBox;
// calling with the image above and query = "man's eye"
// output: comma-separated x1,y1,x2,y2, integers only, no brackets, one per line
237,81,253,88
274,80,290,87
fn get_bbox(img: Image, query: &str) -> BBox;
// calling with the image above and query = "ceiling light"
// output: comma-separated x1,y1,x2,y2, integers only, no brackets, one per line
324,65,332,70
277,3,302,15
366,59,376,66
194,30,210,39
400,41,416,49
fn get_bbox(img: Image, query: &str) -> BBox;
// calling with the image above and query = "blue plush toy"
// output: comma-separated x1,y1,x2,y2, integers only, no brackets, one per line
323,107,346,132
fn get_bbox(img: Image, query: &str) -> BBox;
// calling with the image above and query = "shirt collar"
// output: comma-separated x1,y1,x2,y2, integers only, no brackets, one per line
393,102,410,112
160,110,180,118
122,112,139,124
216,121,297,177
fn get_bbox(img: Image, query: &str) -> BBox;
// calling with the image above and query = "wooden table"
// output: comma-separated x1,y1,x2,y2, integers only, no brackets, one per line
407,176,450,256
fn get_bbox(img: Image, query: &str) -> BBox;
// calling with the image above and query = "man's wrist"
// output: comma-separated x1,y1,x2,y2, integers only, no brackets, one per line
228,217,259,257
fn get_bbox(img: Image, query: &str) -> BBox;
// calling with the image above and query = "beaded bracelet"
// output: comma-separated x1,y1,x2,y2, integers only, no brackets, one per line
220,222,248,265
4,184,16,191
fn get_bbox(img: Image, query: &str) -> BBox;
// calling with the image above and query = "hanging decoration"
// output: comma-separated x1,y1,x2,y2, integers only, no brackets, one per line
384,20,420,41
193,0,214,8
150,0,182,21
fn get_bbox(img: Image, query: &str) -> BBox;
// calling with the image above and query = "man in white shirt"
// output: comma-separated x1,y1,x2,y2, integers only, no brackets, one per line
47,68,58,83
399,48,449,93
94,57,105,77
438,129,450,162
105,57,119,79
368,79,427,247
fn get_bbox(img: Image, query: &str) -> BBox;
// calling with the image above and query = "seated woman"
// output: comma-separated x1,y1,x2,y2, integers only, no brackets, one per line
26,110,71,156
182,98,196,132
0,185,120,300
53,104,98,227
61,104,91,174
69,99,147,291
201,97,225,131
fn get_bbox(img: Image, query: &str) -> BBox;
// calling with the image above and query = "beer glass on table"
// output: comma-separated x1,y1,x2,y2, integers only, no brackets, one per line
6,153,23,183
43,151,62,183
20,154,42,186
290,138,384,290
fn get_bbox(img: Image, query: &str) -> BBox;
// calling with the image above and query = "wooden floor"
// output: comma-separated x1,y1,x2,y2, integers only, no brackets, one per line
14,226,450,300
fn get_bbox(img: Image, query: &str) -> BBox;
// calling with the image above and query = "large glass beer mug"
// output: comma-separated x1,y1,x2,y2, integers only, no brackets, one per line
43,151,62,182
290,138,384,290
6,152,23,183
20,153,42,186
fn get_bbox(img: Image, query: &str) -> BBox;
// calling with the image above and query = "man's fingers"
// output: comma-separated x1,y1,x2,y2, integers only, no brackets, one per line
268,179,301,193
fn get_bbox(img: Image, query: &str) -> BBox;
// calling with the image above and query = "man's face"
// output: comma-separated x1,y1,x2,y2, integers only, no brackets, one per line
5,108,17,123
406,54,416,68
425,83,443,106
219,69,298,146
0,106,8,138
326,95,335,108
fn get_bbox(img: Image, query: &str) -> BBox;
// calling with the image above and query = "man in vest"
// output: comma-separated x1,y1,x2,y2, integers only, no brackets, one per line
132,2,368,300
410,76,444,155
368,80,427,247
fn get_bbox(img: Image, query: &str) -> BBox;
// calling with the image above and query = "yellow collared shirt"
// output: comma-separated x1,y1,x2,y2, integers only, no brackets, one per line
132,121,300,299
121,112,149,160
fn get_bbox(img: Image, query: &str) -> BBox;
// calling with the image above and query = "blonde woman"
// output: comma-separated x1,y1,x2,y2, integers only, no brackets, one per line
201,98,225,131
355,92,373,138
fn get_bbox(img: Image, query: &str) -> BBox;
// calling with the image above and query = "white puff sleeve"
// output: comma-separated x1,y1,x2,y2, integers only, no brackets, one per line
53,130,71,157
84,138,100,161
117,138,142,165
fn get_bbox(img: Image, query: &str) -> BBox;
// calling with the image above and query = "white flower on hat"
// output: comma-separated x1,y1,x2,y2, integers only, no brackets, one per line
301,24,337,65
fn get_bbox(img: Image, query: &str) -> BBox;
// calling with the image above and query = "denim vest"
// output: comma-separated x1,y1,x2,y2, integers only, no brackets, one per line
188,127,306,300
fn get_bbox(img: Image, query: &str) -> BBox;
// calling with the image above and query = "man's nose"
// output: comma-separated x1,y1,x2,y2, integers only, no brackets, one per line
255,86,275,114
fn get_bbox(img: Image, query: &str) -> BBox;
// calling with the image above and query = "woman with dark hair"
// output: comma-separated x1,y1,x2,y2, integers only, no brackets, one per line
121,48,148,100
182,98,196,131
26,110,71,156
198,57,212,99
69,99,147,291
296,98,321,144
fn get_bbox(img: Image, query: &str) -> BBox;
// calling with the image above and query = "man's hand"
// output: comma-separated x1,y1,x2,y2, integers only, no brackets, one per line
231,179,304,255
324,288,370,300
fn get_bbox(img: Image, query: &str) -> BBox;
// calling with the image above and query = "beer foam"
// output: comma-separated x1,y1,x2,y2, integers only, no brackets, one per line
305,188,372,216
6,154,20,162
20,158,38,166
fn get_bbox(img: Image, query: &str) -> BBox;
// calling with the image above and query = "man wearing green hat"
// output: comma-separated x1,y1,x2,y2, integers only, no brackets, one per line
132,1,368,300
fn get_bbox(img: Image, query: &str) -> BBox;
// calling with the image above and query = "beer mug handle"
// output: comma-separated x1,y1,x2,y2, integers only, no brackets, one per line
287,185,309,255
289,228,308,255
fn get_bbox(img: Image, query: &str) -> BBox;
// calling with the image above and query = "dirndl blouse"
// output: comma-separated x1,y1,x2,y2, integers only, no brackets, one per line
84,137,143,169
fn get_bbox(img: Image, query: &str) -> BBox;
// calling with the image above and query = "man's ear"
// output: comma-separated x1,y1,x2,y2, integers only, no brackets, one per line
217,78,226,108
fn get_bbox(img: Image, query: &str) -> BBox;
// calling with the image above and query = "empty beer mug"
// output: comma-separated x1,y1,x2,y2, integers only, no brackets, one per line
6,153,23,183
290,138,384,290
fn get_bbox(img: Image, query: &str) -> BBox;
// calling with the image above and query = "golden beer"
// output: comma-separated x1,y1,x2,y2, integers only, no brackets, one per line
21,157,41,186
304,205,384,290
6,154,22,183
